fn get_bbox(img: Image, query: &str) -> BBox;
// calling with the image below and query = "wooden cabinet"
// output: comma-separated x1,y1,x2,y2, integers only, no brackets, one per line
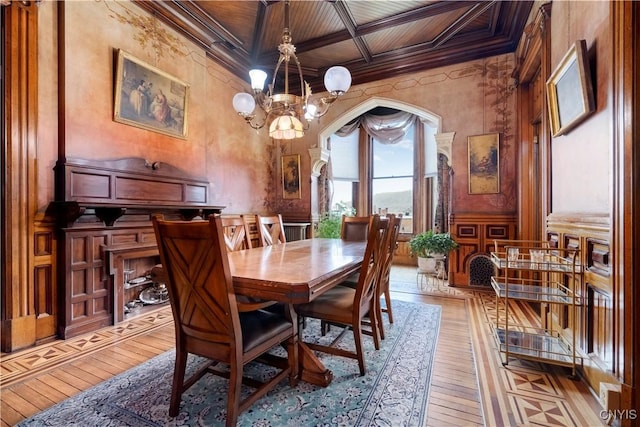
490,240,583,377
53,158,224,338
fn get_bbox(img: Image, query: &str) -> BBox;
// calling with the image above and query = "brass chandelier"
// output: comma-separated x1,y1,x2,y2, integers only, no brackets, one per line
232,0,351,140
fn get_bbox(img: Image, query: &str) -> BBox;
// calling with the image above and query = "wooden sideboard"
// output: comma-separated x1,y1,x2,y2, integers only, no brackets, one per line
50,157,224,338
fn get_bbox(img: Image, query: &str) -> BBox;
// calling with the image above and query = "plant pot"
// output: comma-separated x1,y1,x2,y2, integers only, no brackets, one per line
417,254,446,274
418,254,445,273
417,256,435,273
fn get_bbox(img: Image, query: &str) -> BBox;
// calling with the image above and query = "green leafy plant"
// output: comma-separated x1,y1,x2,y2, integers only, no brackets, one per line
409,230,458,258
316,214,342,238
316,204,356,239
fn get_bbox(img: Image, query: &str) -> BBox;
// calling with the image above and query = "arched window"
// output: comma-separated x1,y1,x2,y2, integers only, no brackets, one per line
326,107,440,235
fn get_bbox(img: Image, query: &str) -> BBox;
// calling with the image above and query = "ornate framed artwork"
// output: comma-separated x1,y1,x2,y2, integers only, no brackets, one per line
281,154,301,199
114,49,189,139
468,133,500,194
546,39,595,137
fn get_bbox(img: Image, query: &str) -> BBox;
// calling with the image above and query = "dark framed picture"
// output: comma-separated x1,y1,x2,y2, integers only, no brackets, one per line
546,40,595,137
281,154,301,199
468,133,500,194
114,49,189,139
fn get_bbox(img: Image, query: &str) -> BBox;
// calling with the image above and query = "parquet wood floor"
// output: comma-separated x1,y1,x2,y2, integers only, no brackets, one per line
0,266,606,426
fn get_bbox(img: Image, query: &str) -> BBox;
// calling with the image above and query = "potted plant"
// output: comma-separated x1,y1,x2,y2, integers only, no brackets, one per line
409,230,458,273
316,213,342,238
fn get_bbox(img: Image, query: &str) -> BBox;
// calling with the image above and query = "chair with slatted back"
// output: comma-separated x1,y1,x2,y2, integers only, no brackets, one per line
152,215,298,427
318,214,370,335
296,214,389,376
256,214,286,246
221,215,252,252
326,214,397,340
340,215,370,241
331,214,398,339
375,214,402,339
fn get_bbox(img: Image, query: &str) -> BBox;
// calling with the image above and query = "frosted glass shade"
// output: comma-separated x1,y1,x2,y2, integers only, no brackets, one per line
249,69,268,91
304,103,318,120
232,92,256,115
324,66,351,94
269,115,304,139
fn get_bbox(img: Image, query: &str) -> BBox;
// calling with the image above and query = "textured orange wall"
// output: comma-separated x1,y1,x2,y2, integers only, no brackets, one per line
44,1,275,215
315,54,518,215
36,1,518,218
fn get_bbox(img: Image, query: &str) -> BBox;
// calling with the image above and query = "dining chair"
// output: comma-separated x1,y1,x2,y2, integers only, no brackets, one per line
335,215,370,286
340,215,370,241
375,214,402,339
296,214,389,376
256,214,286,246
329,214,398,340
152,215,298,426
220,215,252,251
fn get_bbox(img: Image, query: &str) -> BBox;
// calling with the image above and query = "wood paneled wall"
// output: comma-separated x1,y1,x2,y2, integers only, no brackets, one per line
546,213,619,394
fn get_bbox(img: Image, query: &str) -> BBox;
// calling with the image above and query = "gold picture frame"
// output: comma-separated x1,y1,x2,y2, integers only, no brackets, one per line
281,154,301,199
468,133,500,194
114,49,189,139
546,40,595,137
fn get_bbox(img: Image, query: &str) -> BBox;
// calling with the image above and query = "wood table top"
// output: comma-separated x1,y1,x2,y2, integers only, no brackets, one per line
227,238,366,304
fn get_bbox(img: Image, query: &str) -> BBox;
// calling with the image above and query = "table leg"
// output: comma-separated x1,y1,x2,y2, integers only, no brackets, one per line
298,342,333,386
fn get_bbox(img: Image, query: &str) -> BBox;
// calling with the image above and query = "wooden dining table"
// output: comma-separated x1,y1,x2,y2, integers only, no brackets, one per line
227,238,367,387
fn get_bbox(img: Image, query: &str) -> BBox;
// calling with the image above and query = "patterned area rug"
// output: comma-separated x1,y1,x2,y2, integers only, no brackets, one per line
19,300,441,427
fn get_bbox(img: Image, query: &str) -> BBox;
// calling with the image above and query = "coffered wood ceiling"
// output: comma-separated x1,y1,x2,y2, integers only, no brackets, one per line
134,0,534,93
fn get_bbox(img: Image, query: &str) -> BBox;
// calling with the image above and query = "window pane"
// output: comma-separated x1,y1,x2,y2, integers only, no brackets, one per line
331,180,354,213
373,127,414,178
330,132,359,180
372,177,413,217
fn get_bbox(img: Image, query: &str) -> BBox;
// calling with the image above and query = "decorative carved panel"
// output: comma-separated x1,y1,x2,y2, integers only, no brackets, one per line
448,213,517,286
587,238,610,278
587,284,614,372
34,232,52,256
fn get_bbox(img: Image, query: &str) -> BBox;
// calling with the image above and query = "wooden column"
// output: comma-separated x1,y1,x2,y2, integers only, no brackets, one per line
612,0,639,420
1,1,40,352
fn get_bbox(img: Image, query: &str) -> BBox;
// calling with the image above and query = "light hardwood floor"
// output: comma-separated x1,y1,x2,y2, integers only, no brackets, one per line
1,266,606,426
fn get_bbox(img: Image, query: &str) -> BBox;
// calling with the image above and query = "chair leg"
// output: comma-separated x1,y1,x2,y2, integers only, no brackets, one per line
370,301,381,350
169,349,188,417
226,362,243,427
384,289,394,323
376,297,386,340
320,320,329,335
352,323,366,376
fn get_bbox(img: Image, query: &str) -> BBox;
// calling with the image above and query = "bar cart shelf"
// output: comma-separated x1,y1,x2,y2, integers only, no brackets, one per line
490,240,583,378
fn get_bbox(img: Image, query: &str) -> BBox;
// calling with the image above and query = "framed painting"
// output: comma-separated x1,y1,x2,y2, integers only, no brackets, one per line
282,154,301,199
546,39,595,137
114,49,189,139
468,133,500,194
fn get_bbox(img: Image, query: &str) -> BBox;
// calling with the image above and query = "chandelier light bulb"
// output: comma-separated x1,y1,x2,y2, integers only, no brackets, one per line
324,66,352,95
305,103,318,121
232,92,256,115
249,69,268,92
231,0,350,138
